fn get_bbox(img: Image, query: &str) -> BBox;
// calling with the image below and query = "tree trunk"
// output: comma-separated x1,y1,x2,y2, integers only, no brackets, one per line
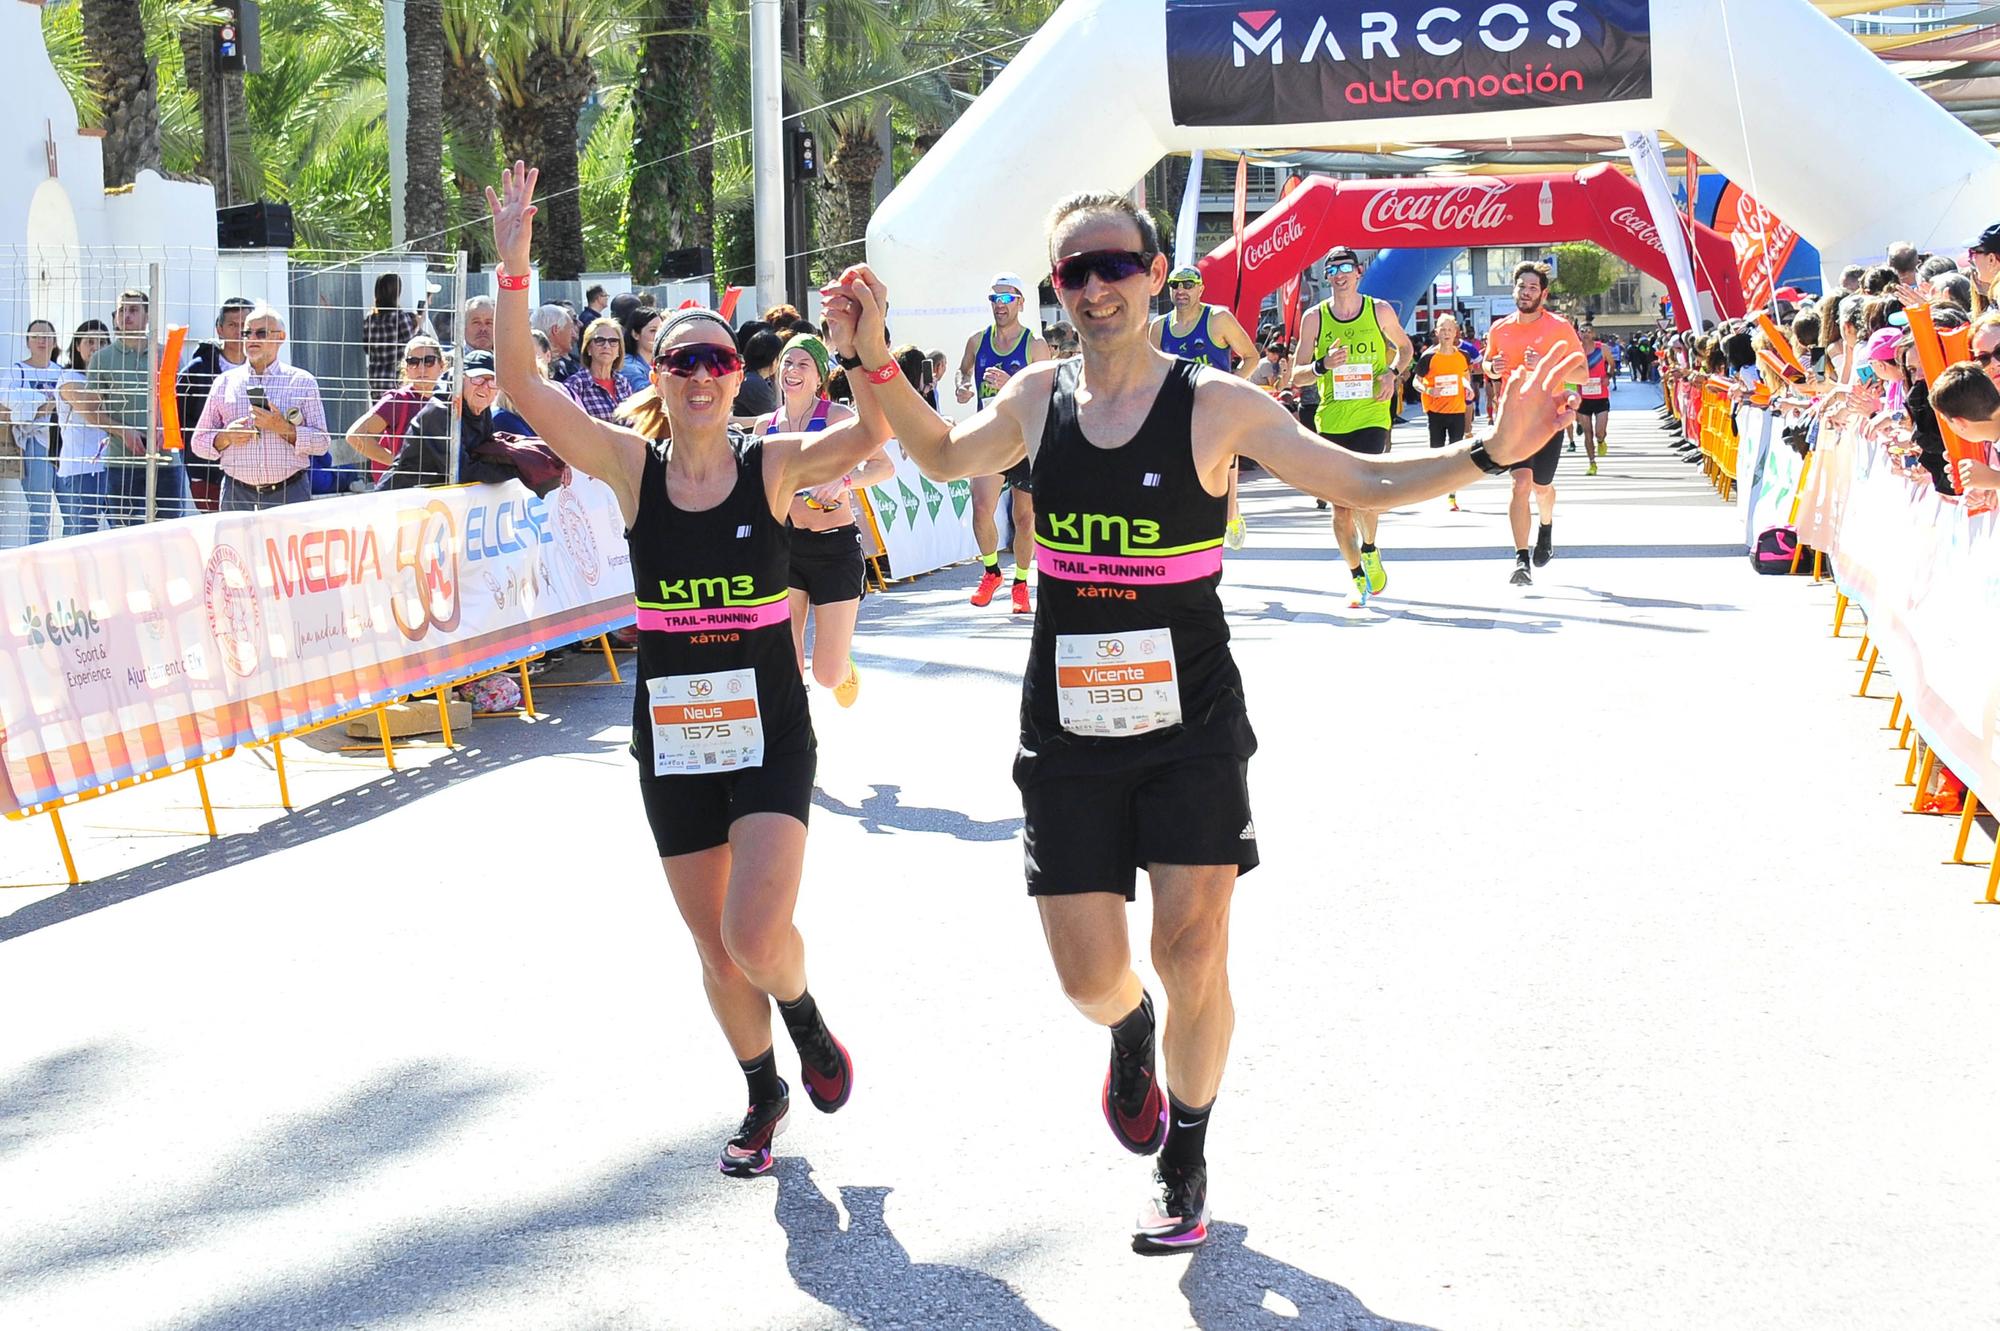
403,0,451,249
443,29,498,268
81,0,161,187
820,126,883,274
523,46,595,280
626,0,712,283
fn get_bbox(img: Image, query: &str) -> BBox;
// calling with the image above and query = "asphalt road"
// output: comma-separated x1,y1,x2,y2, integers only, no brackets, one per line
4,381,1997,1331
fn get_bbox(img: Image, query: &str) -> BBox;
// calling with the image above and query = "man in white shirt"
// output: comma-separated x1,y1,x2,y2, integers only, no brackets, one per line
189,305,331,510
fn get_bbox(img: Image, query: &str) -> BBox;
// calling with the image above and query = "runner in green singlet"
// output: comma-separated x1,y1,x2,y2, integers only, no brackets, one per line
1289,248,1413,608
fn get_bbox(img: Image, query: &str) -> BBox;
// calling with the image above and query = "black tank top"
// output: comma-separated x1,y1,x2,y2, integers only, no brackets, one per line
1019,358,1254,778
627,435,812,777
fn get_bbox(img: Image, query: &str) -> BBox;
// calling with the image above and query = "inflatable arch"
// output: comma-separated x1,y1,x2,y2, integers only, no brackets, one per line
1195,165,1745,331
870,0,2000,369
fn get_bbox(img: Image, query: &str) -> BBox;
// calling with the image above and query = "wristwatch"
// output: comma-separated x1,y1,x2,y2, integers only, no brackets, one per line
1466,435,1510,475
835,353,863,370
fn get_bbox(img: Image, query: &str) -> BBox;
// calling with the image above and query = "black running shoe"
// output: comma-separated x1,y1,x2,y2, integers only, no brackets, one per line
1510,562,1533,587
1102,998,1167,1155
1132,1160,1210,1255
719,1083,789,1177
1533,526,1554,567
794,1021,854,1114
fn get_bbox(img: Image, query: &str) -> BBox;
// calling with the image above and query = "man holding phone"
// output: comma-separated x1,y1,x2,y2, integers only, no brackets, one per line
189,304,331,511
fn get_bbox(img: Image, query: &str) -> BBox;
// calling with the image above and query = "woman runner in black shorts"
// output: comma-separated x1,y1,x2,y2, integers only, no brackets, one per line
487,163,890,1178
753,332,893,706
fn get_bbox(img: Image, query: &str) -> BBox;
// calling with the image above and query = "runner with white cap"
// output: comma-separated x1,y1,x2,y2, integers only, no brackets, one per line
1152,264,1259,549
958,272,1053,613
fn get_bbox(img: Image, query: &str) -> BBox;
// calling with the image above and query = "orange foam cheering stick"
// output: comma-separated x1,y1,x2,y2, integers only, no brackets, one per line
1903,302,1993,515
158,324,187,450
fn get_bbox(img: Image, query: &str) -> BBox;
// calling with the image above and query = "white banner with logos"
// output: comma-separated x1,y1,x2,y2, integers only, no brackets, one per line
861,439,979,579
0,476,635,816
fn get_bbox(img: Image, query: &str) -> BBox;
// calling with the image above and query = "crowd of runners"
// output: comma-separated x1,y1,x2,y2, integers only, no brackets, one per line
486,159,1586,1257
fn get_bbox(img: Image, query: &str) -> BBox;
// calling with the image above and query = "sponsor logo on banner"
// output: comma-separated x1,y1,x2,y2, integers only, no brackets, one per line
1358,183,1513,235
555,484,602,586
1167,0,1653,128
1607,204,1663,251
1241,212,1305,272
18,598,101,649
203,544,263,677
391,500,462,642
948,479,971,518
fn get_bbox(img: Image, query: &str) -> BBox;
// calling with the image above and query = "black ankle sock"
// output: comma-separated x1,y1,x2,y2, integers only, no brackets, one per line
1538,522,1553,538
1360,542,1376,554
1162,1092,1212,1171
1110,992,1155,1057
1515,549,1530,563
740,1048,783,1105
777,989,823,1043
1348,564,1365,580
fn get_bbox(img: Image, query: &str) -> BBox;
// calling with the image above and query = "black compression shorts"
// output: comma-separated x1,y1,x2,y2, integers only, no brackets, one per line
637,749,817,858
1001,459,1033,492
1320,426,1391,456
1018,752,1259,899
1426,411,1468,449
1514,432,1564,486
1578,398,1611,417
789,524,867,605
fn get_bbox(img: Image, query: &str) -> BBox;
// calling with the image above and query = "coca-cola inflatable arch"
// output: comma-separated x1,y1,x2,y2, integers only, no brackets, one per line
1198,164,1744,333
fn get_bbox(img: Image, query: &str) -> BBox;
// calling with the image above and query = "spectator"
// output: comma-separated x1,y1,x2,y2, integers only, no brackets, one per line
1863,266,1898,296
1967,223,2000,311
1919,255,1959,289
176,296,255,511
189,304,331,511
763,303,801,333
378,352,527,490
1887,241,1921,284
361,273,426,401
608,290,641,324
585,284,609,315
1248,339,1287,390
533,304,581,381
2,319,64,543
1861,327,1907,413
1935,272,1974,312
732,329,783,416
346,334,445,478
52,321,112,536
564,316,638,421
928,349,948,389
620,305,662,387
462,294,497,351
529,328,554,377
1790,310,1822,368
894,343,934,402
79,288,192,523
1839,264,1866,293
1969,312,2000,388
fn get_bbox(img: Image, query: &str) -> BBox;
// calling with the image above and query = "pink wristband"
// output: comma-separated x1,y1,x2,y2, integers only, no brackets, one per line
497,272,530,292
866,361,900,386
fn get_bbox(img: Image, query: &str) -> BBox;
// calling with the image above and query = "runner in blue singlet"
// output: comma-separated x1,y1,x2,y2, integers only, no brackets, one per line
1152,265,1259,549
956,272,1051,614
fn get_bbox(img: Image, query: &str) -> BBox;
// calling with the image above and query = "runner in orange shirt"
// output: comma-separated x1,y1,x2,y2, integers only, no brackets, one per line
1483,260,1582,586
1413,312,1473,511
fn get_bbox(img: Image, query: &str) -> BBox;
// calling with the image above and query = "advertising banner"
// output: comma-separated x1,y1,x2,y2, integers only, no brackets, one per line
1712,182,1801,313
865,440,979,579
1165,0,1653,128
0,476,635,816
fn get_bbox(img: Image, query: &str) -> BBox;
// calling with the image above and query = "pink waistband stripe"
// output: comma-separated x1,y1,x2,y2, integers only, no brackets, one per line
1034,541,1224,585
637,601,791,633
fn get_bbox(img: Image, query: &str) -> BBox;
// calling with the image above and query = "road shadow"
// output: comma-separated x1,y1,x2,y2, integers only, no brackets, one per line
1181,1222,1444,1331
0,1044,121,1163
813,783,1023,842
775,1159,1057,1330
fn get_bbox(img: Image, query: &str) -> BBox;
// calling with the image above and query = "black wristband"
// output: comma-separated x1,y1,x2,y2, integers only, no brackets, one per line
1466,437,1511,475
835,353,863,370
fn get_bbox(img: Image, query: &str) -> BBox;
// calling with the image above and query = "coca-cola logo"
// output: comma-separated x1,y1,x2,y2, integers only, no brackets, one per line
1359,184,1512,235
1241,213,1304,272
1731,193,1796,251
1608,205,1662,251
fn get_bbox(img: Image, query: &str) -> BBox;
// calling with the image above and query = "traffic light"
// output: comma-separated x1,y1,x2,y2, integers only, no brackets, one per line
791,131,819,181
214,0,262,74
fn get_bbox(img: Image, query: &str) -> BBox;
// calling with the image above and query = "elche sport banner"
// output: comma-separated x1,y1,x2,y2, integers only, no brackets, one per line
0,476,634,817
1166,0,1654,128
863,438,979,578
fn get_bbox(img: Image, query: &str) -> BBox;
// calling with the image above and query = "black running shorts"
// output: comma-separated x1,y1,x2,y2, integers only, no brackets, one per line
637,749,817,858
1001,458,1034,493
1578,398,1611,417
1426,410,1468,449
1019,752,1259,899
1320,426,1390,456
1514,432,1563,486
789,524,867,605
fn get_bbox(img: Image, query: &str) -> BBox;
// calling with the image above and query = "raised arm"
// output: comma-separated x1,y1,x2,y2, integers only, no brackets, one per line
769,289,893,493
486,162,645,521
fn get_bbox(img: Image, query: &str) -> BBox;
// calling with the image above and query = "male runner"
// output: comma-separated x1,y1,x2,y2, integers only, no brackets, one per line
1290,247,1415,608
1412,313,1473,511
833,195,1579,1254
958,272,1052,613
1576,323,1612,474
1484,260,1582,586
1151,265,1258,549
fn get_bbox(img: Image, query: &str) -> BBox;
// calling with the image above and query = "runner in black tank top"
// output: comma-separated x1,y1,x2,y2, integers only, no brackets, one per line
484,161,895,1185
840,194,1581,1257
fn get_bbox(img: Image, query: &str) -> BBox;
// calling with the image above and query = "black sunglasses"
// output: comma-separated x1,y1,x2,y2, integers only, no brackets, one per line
404,353,440,366
1975,349,1998,367
589,335,623,346
653,344,744,377
1052,249,1155,292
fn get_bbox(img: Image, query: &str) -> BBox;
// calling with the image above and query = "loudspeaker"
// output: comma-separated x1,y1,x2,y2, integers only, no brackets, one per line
657,246,708,280
218,200,294,249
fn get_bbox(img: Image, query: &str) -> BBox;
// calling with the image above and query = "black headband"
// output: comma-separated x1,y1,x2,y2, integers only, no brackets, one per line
653,308,736,359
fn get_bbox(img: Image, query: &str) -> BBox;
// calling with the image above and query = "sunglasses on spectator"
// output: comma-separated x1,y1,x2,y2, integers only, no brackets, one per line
653,344,744,377
405,353,441,366
245,326,279,339
1051,250,1155,291
989,292,1022,305
1975,349,2000,366
589,335,623,345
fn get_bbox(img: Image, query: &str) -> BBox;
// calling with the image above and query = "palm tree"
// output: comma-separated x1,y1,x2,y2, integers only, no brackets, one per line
401,0,450,246
79,0,163,185
491,0,623,279
442,0,499,266
625,0,714,283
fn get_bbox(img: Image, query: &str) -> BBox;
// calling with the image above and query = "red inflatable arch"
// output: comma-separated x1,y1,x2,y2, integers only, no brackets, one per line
1198,163,1745,332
